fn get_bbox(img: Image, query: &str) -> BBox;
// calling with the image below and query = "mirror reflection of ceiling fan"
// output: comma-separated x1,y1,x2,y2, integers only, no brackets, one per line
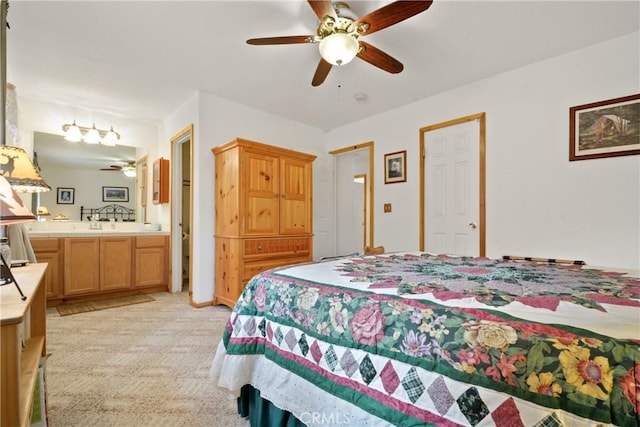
100,162,136,177
247,0,433,86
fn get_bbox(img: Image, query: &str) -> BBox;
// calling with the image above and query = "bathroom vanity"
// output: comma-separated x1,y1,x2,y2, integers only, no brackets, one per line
28,222,169,306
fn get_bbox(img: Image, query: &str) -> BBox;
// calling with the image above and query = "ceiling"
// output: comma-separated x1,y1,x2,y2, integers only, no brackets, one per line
6,1,640,132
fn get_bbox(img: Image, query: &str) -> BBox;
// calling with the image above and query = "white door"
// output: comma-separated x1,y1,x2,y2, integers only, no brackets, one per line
424,119,480,256
335,149,369,256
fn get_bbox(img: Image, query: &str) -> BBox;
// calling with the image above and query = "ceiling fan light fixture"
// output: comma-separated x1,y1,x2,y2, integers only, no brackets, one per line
63,121,82,142
319,32,358,66
122,166,136,178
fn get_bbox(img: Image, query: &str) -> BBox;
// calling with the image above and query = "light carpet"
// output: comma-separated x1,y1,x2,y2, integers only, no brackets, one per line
46,291,250,427
56,293,155,316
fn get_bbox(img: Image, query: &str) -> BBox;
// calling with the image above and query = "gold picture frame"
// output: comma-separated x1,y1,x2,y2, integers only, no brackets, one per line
384,150,406,184
569,94,640,161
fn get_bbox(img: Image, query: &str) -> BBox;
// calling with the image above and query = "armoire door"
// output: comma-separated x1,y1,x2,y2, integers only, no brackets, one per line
279,156,312,235
243,149,279,235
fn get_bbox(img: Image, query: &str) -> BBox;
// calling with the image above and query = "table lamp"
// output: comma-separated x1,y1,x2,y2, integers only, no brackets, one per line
0,175,36,300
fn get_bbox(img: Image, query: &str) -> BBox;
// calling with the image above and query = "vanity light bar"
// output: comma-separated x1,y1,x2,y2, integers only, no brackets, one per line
62,121,120,146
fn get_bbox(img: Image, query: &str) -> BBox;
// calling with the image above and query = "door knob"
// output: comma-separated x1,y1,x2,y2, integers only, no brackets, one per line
469,222,477,229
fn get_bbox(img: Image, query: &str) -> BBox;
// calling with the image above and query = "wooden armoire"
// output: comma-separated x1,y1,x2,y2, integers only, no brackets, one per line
212,138,316,307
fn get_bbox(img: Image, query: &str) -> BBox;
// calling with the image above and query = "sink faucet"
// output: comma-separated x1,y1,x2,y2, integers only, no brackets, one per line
88,217,102,230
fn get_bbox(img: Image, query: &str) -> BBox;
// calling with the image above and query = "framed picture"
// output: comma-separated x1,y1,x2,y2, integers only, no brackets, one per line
384,150,407,184
56,187,75,204
569,93,640,161
102,186,129,202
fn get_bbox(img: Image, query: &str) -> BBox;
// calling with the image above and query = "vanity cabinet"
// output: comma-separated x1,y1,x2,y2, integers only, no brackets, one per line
31,237,64,299
213,138,316,308
134,235,168,288
152,157,169,204
64,237,132,295
29,234,168,304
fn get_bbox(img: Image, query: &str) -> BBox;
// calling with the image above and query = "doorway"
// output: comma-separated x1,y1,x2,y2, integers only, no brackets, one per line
170,125,193,298
330,142,374,255
419,113,486,256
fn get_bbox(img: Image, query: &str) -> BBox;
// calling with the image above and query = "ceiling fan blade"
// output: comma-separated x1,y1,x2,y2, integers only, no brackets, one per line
357,41,404,74
307,0,337,22
247,35,316,46
352,1,433,36
311,58,332,87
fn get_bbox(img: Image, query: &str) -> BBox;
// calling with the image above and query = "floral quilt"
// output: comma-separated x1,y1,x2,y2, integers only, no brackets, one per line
212,253,640,427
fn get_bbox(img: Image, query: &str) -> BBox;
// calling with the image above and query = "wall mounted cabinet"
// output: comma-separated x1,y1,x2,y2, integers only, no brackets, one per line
152,157,169,204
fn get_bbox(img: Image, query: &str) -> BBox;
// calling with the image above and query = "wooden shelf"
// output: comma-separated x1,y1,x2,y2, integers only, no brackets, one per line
19,336,45,427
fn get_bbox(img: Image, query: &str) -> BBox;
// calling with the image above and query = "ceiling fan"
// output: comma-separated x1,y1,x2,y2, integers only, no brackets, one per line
247,0,433,86
100,162,136,177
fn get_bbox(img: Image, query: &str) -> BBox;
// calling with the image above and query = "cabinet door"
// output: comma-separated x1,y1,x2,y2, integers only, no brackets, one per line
64,238,100,295
31,238,63,299
243,150,279,235
38,251,62,298
280,156,312,234
152,158,169,204
134,247,165,288
100,237,132,291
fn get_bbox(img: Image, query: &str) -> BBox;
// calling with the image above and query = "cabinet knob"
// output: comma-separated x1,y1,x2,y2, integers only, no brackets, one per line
257,244,263,251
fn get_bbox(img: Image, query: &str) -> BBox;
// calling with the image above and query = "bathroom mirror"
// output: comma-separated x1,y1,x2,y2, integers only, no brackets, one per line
33,131,142,221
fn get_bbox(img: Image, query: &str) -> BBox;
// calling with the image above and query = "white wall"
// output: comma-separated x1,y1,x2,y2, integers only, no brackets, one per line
327,32,640,270
162,91,328,305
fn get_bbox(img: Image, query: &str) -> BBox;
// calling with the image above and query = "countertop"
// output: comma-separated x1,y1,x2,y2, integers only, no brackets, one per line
26,222,169,238
28,230,169,238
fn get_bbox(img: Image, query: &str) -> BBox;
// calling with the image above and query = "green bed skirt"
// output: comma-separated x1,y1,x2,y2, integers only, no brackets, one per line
238,385,307,427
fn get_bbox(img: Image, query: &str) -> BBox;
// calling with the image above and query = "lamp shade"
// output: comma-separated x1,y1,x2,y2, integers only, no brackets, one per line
0,146,51,193
319,33,359,66
63,121,83,142
0,176,36,225
84,124,101,144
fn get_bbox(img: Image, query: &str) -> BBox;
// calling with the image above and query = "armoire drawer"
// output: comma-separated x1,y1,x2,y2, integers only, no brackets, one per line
243,237,311,258
242,256,312,283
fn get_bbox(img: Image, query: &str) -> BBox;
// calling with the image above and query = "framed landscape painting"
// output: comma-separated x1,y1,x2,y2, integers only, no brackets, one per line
102,186,129,202
569,93,640,161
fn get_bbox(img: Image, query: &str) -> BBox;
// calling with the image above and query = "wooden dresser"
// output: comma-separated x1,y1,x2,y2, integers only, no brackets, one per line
1,263,47,427
212,138,316,307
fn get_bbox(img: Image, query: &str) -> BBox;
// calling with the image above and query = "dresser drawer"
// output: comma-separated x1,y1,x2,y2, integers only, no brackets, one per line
242,256,311,283
243,237,311,259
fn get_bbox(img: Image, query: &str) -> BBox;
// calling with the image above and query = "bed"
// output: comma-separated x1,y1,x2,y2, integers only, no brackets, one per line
80,204,135,222
210,252,640,426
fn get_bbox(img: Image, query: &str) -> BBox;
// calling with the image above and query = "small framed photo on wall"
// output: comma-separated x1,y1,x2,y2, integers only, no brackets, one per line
56,187,75,204
384,150,407,184
569,93,640,161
